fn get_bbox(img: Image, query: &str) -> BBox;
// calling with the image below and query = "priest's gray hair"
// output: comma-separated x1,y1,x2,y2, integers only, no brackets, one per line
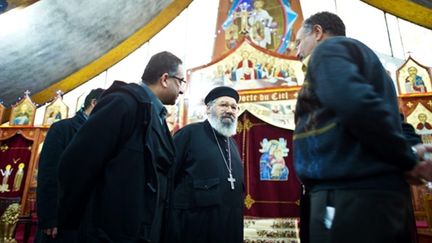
207,98,237,137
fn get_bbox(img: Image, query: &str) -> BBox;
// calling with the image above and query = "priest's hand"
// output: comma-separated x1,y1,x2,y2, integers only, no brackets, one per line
42,227,58,239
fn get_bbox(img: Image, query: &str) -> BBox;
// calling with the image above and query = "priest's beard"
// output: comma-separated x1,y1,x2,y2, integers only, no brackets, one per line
208,110,237,137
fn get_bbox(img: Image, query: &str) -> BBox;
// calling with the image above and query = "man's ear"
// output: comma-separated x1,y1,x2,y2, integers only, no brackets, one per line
90,98,98,107
313,24,325,41
160,73,169,88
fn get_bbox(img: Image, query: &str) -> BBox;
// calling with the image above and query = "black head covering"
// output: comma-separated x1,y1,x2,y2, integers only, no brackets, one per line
204,86,239,105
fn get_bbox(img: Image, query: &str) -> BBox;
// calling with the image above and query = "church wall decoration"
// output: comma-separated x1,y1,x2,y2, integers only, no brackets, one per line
165,104,180,135
0,89,93,219
0,103,4,123
396,56,431,95
234,111,300,218
405,102,432,144
9,91,36,127
398,56,432,145
42,91,69,126
397,56,432,229
399,94,432,217
0,127,47,216
184,38,303,126
238,87,299,130
214,0,304,57
183,1,304,225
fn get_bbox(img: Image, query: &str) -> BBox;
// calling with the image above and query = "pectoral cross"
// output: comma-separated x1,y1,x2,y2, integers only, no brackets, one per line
227,172,236,190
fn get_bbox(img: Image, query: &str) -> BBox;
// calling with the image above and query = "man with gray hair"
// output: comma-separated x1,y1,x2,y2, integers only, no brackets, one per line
169,86,244,243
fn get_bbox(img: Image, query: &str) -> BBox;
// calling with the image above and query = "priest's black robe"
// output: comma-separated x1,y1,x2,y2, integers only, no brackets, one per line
169,120,244,243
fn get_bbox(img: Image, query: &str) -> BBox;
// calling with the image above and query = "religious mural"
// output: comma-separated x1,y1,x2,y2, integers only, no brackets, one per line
186,39,303,125
9,92,36,126
42,92,69,126
259,138,289,181
0,134,32,197
396,56,431,95
221,0,299,53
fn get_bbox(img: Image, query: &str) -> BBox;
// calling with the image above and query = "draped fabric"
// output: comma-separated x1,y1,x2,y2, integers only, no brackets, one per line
234,111,300,217
0,134,33,198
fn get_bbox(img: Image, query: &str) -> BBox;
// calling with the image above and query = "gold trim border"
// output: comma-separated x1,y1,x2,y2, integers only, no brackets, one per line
361,0,432,29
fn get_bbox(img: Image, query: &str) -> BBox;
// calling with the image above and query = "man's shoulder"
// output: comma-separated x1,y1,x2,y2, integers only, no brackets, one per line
317,37,370,53
174,121,205,137
50,117,74,129
313,36,376,64
103,81,151,104
183,121,206,130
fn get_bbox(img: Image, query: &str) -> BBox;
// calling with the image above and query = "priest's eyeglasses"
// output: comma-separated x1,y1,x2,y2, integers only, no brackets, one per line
169,75,187,87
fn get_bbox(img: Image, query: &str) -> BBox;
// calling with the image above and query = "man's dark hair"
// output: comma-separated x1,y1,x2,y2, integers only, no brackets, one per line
141,51,183,85
84,88,105,109
303,11,346,36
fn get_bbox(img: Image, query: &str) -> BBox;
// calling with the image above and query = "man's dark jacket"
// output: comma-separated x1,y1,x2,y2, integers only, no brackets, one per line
294,37,418,192
57,81,175,242
36,110,87,242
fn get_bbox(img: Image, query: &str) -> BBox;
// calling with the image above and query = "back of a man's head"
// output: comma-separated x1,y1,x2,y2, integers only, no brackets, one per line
141,51,183,85
303,11,346,37
84,88,105,109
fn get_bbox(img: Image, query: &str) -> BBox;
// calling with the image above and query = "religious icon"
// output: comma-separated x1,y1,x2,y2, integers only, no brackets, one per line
225,24,240,49
405,66,427,93
9,92,36,126
396,56,431,95
259,138,289,181
0,164,13,192
43,91,69,126
417,113,432,129
234,2,252,34
406,103,432,144
221,0,300,53
13,163,25,192
248,0,274,48
236,50,255,80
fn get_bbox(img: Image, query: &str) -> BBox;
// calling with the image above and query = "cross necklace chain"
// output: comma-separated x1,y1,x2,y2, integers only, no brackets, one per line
211,128,236,190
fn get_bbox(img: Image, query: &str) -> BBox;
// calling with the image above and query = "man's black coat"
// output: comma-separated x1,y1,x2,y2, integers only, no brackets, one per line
58,81,175,243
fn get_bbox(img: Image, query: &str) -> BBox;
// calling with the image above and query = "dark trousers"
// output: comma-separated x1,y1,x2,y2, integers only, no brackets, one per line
309,189,415,243
300,185,310,243
34,229,78,243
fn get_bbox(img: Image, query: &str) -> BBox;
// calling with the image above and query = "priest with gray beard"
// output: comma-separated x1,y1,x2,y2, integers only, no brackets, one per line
168,86,244,243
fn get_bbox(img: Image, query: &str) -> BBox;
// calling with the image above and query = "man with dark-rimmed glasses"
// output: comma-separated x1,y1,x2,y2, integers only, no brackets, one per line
57,51,184,242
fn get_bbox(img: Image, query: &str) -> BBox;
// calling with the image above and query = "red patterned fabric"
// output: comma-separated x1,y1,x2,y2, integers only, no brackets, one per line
234,111,300,217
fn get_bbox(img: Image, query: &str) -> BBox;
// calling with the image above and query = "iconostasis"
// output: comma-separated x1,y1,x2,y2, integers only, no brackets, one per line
0,91,69,217
397,56,432,229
